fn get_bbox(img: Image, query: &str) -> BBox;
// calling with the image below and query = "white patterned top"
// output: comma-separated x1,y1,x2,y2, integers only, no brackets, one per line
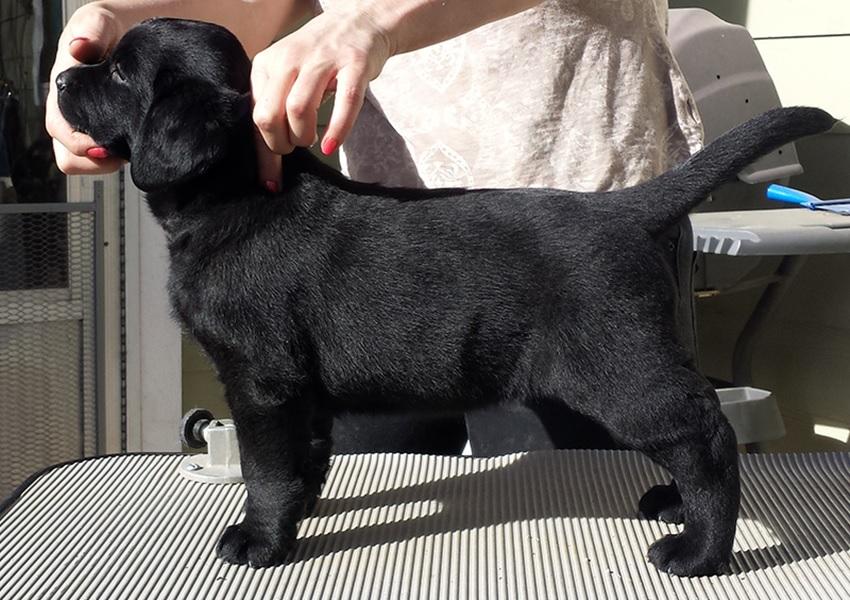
314,0,703,191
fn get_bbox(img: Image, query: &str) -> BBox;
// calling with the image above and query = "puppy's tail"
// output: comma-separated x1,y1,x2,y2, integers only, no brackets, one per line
626,106,836,232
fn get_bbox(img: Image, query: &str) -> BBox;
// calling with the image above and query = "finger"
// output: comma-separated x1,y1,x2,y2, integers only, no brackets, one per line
45,87,98,156
321,65,367,155
53,138,125,175
68,37,108,64
254,126,282,191
57,8,116,72
250,62,286,188
252,63,299,155
285,65,336,148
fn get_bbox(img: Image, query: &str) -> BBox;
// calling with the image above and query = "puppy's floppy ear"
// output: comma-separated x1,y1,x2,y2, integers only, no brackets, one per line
130,79,250,191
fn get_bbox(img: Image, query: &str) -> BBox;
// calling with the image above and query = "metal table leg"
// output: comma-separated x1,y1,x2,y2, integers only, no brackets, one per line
731,255,806,452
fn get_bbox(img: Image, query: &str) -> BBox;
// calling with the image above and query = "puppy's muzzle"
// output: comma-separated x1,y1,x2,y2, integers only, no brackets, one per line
55,72,71,92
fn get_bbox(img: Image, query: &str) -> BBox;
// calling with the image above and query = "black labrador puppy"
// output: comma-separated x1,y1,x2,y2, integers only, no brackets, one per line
55,18,834,576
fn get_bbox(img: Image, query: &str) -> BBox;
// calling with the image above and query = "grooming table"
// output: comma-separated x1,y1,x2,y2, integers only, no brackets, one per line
690,208,850,257
1,451,848,599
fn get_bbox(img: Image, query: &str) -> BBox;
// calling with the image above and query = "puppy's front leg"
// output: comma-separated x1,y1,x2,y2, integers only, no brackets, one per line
216,395,312,567
303,411,333,516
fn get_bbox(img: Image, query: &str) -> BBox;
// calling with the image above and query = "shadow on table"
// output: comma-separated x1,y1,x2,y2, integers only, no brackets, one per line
286,451,849,575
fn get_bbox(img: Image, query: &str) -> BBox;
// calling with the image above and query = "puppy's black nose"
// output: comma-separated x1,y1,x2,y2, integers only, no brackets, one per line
55,72,69,92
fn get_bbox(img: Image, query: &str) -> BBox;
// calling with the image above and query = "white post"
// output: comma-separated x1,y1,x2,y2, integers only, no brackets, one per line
123,171,182,452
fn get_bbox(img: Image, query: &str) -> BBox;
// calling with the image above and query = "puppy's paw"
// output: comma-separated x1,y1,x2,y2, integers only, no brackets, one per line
647,532,728,577
638,483,684,524
215,523,295,568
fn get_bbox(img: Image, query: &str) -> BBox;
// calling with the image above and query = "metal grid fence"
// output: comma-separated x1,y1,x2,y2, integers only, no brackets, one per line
0,202,101,498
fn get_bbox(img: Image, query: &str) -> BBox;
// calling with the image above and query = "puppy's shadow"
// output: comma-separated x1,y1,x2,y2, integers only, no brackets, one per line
289,451,850,575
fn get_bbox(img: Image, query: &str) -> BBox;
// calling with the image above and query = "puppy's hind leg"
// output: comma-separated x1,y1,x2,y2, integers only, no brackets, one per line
564,364,739,577
638,480,684,524
626,368,738,576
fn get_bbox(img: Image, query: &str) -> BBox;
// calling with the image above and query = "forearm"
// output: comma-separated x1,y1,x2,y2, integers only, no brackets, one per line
87,0,313,56
347,0,544,56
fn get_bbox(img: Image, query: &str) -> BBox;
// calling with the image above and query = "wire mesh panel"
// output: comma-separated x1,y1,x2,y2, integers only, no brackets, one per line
0,203,99,498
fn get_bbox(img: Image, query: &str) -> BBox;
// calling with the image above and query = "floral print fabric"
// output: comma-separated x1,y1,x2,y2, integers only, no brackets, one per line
314,0,703,191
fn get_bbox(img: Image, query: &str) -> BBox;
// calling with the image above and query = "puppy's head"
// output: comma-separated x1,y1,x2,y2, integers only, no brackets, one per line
57,18,252,191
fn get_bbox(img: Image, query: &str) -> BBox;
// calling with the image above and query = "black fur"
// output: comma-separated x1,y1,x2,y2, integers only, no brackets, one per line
56,18,835,575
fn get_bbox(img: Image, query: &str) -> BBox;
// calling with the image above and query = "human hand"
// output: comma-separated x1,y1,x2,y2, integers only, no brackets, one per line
46,4,127,175
251,7,393,190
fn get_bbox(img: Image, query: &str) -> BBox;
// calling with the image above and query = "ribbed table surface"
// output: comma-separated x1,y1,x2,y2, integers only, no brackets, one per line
1,451,848,600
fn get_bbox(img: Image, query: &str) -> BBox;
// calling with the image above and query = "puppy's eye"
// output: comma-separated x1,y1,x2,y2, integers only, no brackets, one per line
111,63,126,82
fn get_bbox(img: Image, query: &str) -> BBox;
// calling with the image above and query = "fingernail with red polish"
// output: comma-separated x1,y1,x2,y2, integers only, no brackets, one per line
70,37,90,45
264,180,279,193
86,147,109,159
321,137,338,156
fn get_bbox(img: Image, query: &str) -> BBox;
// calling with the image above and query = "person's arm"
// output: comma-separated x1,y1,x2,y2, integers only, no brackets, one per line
252,0,543,182
91,0,312,58
47,0,311,175
368,0,543,56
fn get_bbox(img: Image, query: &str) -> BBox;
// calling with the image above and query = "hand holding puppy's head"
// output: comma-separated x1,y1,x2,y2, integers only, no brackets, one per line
56,18,252,191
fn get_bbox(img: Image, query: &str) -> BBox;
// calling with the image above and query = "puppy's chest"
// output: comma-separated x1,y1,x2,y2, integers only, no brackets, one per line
166,254,295,356
167,262,249,335
168,276,222,337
